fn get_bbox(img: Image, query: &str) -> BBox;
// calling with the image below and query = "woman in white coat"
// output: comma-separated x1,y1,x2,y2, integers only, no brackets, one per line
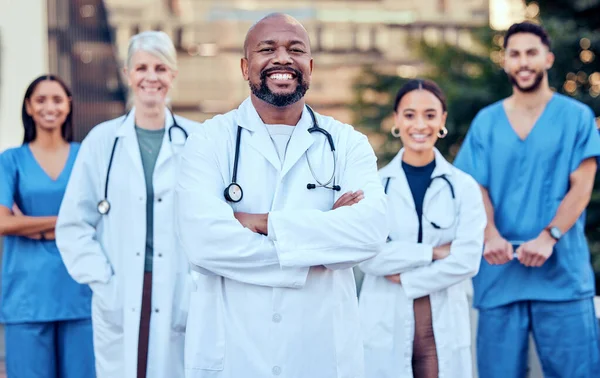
359,79,486,378
55,31,198,378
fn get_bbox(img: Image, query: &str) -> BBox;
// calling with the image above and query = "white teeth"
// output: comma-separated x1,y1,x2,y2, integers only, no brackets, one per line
269,73,293,80
411,134,428,140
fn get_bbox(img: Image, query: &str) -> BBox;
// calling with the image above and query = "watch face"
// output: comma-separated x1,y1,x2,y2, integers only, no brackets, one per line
550,227,562,240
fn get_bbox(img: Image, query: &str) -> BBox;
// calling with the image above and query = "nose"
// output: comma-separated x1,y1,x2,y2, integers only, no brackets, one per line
145,68,159,80
43,101,58,114
518,55,530,69
272,46,293,65
414,116,427,129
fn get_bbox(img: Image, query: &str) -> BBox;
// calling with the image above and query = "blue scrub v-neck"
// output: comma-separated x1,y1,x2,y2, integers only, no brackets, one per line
454,93,600,310
0,143,92,323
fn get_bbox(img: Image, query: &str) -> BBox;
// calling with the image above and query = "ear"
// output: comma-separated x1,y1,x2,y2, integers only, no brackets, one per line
123,66,132,87
171,69,179,82
241,58,249,81
441,111,448,126
392,110,402,127
546,51,555,70
309,58,314,75
25,99,33,116
501,54,509,73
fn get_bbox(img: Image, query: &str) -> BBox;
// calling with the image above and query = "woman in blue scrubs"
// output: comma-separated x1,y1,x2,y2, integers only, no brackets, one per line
0,75,94,377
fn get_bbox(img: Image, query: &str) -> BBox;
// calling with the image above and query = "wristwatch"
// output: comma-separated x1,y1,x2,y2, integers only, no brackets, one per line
546,226,562,241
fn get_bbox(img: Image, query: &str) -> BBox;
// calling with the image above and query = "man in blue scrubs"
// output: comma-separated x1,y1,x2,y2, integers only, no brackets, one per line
455,22,600,377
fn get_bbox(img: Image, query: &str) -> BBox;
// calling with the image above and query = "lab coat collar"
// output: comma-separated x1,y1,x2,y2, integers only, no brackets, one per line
379,148,454,203
236,97,315,175
115,107,175,136
114,107,177,177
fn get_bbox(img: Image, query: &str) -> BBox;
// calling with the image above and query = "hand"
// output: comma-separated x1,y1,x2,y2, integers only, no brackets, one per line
384,274,401,284
43,230,56,240
516,231,555,267
483,235,514,265
234,212,268,235
332,190,364,210
433,243,451,260
24,232,42,240
12,204,23,216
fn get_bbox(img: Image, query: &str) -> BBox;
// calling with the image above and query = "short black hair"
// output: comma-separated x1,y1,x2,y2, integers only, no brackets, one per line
503,22,551,50
21,74,73,144
393,79,447,113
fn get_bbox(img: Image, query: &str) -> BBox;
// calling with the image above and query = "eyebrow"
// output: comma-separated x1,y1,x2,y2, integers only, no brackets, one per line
508,47,540,53
402,108,438,112
256,39,307,48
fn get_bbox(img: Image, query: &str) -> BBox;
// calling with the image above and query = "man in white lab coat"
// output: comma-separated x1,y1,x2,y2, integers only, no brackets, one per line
175,13,388,378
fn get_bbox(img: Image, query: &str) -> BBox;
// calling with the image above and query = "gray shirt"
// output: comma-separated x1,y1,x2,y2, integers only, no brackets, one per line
135,126,165,272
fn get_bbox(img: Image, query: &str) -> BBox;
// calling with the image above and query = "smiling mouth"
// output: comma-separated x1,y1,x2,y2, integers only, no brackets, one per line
268,72,296,81
42,115,58,122
410,133,431,142
517,70,535,79
141,85,162,93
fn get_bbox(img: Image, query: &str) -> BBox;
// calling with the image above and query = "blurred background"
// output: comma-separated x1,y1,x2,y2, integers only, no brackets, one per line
0,0,599,376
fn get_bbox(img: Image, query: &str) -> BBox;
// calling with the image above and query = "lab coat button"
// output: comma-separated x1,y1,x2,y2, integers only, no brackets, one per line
131,308,135,312
272,314,282,323
158,253,163,257
139,197,144,201
157,198,162,202
154,308,159,313
136,252,140,256
272,366,281,375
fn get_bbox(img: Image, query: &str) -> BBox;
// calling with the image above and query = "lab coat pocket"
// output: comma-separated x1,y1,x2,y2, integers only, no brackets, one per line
90,277,123,330
185,290,225,371
172,273,193,333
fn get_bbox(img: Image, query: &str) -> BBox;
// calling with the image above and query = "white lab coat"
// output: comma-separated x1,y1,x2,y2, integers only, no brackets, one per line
358,149,486,378
175,97,388,378
56,108,199,378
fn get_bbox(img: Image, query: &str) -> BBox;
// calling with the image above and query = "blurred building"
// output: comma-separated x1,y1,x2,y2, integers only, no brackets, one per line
0,0,529,146
103,0,491,125
0,0,49,150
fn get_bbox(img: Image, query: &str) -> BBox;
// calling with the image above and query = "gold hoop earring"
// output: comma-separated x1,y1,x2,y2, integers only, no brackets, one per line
437,126,448,138
391,126,401,138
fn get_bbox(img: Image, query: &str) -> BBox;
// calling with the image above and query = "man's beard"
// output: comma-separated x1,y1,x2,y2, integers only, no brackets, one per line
508,69,545,93
249,68,309,107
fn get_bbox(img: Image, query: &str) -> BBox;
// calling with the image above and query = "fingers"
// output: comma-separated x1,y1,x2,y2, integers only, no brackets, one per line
332,191,364,209
384,274,400,284
504,243,514,263
484,240,513,265
517,246,535,267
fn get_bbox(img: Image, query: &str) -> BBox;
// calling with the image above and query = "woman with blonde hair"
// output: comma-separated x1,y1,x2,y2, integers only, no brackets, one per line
56,31,200,378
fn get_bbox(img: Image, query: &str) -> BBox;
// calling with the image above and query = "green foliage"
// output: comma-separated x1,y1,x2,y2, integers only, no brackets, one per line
352,28,511,166
351,3,600,288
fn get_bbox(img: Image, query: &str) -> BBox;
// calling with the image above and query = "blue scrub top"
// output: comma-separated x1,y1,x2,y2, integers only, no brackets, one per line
454,94,600,310
0,143,92,323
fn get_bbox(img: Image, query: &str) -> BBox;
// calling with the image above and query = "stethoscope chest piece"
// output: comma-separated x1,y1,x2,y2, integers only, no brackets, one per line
224,183,243,203
97,199,111,215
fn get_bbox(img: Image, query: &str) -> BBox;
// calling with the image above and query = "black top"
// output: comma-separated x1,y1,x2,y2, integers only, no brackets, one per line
402,159,436,243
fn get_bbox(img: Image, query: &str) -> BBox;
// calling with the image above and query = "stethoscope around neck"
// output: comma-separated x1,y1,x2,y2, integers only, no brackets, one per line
97,109,188,215
223,105,340,203
384,173,457,232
